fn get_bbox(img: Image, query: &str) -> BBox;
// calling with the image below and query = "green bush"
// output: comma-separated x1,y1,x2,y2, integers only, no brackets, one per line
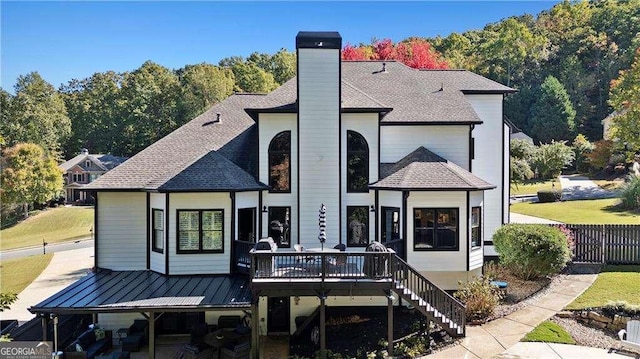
454,276,503,321
537,189,562,202
493,224,571,280
619,175,640,210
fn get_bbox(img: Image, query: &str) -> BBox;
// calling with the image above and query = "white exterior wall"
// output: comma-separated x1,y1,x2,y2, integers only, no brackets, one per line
150,192,166,274
298,48,340,248
259,113,298,244
503,123,510,225
467,94,505,257
97,192,146,270
168,193,232,275
469,191,484,271
341,113,378,247
406,192,467,272
236,191,259,241
380,126,469,170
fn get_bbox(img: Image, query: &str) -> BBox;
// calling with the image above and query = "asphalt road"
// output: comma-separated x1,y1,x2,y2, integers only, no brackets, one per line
0,239,94,261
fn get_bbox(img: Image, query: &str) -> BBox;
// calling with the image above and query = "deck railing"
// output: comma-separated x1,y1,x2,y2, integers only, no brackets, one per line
234,240,255,273
249,250,395,281
391,256,466,336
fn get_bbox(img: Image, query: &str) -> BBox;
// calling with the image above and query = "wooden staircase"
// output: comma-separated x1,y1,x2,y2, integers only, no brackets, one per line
391,255,466,337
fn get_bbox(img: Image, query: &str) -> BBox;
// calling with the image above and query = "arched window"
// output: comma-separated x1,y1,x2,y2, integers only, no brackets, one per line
347,130,369,192
269,131,291,192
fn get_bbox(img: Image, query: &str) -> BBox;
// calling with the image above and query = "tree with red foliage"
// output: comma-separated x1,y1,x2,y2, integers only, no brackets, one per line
342,38,449,69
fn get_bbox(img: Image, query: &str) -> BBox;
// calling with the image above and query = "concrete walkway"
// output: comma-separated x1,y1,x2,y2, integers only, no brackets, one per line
428,272,601,359
559,175,618,201
510,213,562,224
495,342,632,358
2,247,94,322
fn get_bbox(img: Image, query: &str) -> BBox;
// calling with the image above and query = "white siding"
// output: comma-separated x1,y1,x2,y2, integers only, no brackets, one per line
341,113,379,246
380,126,469,169
97,192,146,270
469,191,484,271
150,193,166,274
298,48,340,248
259,113,298,244
168,193,232,275
466,94,505,257
406,192,467,272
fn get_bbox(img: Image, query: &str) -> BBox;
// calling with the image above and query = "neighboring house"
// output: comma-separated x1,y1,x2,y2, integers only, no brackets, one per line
59,149,127,203
31,32,514,358
505,116,534,144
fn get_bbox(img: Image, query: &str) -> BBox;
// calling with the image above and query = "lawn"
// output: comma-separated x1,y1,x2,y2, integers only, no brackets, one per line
522,321,576,344
565,265,640,310
0,207,94,250
592,179,626,191
511,179,560,196
0,254,53,294
510,198,640,224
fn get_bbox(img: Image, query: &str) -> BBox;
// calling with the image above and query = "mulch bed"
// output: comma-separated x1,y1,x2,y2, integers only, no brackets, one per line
289,306,453,358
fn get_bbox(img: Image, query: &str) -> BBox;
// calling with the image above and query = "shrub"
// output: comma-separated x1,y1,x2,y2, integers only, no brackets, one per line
493,224,571,280
572,134,594,173
511,157,534,183
532,141,574,179
619,175,640,210
537,189,562,203
454,276,503,321
587,140,614,172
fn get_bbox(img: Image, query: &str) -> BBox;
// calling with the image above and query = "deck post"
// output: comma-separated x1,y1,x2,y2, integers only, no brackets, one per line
387,293,393,356
251,300,259,359
148,312,155,359
41,315,48,341
320,293,326,358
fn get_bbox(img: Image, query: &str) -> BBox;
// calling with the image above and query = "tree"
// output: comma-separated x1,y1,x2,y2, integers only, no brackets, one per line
529,76,577,144
0,292,17,312
609,47,640,152
60,71,125,157
247,49,297,84
2,73,71,155
341,38,449,69
118,61,182,156
1,143,63,218
532,140,575,179
230,61,278,93
177,63,235,122
572,134,595,173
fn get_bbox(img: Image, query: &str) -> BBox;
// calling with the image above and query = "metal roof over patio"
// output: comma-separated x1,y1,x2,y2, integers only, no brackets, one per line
29,270,252,314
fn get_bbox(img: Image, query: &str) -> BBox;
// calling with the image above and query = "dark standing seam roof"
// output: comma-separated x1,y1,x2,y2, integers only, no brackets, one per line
29,271,252,314
371,147,496,191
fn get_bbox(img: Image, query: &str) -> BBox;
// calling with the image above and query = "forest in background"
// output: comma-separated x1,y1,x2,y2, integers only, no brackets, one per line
1,0,638,160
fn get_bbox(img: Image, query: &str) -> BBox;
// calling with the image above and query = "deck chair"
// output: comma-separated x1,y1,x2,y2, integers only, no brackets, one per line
618,320,640,355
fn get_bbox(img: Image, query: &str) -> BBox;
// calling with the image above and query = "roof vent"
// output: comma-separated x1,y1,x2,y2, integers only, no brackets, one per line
382,62,387,72
80,148,89,155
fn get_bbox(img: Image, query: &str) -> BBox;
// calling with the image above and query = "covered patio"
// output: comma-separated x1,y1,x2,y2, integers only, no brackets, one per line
29,270,254,359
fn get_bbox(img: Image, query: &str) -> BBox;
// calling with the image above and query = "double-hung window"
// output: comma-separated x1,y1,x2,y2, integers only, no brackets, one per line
177,209,224,253
152,209,164,253
471,207,481,248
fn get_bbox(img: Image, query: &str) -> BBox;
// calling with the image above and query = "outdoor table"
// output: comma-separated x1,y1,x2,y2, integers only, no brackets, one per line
306,247,340,253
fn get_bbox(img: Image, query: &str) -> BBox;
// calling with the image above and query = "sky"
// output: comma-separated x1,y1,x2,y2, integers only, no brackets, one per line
1,1,559,91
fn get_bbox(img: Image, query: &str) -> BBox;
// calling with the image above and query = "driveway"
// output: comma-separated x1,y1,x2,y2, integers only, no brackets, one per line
559,175,618,201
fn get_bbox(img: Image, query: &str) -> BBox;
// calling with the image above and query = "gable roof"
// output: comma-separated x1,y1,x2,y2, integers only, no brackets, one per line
372,147,495,191
59,153,127,172
85,93,267,191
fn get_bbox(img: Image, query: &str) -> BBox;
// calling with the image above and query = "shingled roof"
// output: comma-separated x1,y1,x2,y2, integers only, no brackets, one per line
87,61,512,191
372,147,495,191
85,94,267,191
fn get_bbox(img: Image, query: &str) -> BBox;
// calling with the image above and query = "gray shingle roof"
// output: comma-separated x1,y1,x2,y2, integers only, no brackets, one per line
59,154,127,172
87,61,511,191
85,94,266,191
372,147,495,191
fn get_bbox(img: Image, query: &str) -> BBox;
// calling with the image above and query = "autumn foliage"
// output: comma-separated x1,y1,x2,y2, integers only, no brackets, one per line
342,38,449,69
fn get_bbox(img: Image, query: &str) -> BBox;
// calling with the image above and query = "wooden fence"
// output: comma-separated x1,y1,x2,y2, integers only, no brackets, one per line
548,224,640,265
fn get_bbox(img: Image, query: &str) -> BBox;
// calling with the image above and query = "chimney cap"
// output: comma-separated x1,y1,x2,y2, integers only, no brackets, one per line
296,31,342,49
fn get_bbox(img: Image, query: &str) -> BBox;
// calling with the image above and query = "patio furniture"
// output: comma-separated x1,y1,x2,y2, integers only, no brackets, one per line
220,341,250,359
121,319,148,352
618,320,640,354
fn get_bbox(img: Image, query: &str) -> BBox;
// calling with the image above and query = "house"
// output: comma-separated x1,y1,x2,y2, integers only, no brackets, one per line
58,149,127,204
30,32,514,358
505,116,534,144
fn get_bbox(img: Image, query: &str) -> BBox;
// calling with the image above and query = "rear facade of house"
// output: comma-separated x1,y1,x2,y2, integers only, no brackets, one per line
31,32,513,357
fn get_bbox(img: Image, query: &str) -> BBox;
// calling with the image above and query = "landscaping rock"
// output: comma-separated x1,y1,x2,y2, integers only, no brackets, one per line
556,311,574,318
588,311,612,323
589,320,608,329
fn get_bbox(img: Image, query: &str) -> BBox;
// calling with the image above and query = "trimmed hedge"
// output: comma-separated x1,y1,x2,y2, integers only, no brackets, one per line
537,189,562,203
493,224,571,280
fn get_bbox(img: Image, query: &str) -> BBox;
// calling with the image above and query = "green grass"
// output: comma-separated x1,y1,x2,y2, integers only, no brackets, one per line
593,179,626,191
565,265,640,310
511,179,560,196
522,321,576,344
510,198,640,224
0,207,94,250
0,254,53,294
